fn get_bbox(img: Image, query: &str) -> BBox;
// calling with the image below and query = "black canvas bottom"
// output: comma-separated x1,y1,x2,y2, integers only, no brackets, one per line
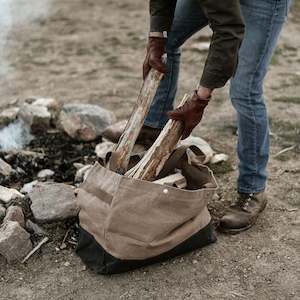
76,222,217,275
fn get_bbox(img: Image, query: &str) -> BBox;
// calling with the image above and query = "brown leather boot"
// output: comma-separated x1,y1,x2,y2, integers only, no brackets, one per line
136,125,161,148
218,192,267,234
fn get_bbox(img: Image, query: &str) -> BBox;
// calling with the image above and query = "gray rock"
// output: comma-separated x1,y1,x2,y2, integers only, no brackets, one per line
95,141,115,160
0,186,24,206
18,103,51,132
0,221,32,263
25,220,47,236
20,180,39,194
0,204,6,222
102,120,127,143
3,206,25,227
75,165,92,183
32,98,62,112
0,158,13,177
32,98,62,120
58,103,116,141
37,169,55,181
0,107,19,128
29,182,78,223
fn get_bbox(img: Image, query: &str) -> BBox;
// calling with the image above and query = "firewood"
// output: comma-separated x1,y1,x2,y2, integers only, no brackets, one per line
125,94,191,181
153,173,187,189
108,69,163,174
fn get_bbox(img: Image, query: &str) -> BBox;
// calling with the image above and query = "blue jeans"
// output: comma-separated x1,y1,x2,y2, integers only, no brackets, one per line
145,0,291,194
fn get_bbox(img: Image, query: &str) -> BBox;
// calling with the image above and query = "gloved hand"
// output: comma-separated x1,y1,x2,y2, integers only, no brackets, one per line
167,90,210,140
143,37,167,80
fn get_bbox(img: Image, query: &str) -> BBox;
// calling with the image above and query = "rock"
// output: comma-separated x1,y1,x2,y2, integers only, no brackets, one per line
32,98,62,121
0,204,6,222
20,180,39,194
25,220,47,236
29,182,78,223
18,103,51,132
0,186,24,206
32,97,62,112
58,103,116,141
37,169,55,181
95,141,115,161
0,158,13,177
0,221,32,263
3,206,25,227
102,120,127,143
75,165,92,183
0,107,19,128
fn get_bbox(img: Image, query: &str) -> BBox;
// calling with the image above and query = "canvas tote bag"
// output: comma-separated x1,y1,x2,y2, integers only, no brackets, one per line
76,145,218,274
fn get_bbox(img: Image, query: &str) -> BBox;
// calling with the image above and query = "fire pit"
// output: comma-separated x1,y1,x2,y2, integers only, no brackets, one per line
0,97,117,263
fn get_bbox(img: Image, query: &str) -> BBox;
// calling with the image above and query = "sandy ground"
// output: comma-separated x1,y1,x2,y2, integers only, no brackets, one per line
0,0,299,299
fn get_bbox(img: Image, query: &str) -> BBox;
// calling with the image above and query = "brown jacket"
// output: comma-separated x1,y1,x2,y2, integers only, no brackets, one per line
150,0,245,89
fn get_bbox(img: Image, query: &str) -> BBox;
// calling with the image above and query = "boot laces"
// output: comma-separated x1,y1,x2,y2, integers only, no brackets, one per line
233,194,255,212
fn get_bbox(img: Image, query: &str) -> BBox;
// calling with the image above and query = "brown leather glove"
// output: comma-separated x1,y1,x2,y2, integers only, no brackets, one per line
167,91,210,140
143,37,167,80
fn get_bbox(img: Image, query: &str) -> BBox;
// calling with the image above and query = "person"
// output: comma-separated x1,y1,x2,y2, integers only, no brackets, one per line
141,0,292,233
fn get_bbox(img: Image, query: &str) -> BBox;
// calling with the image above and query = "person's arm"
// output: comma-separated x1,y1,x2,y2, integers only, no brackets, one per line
168,1,245,139
149,0,177,33
199,0,245,89
143,1,177,79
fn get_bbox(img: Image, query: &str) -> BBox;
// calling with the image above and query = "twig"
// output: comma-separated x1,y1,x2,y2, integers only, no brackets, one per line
22,237,49,263
274,145,296,158
60,228,70,249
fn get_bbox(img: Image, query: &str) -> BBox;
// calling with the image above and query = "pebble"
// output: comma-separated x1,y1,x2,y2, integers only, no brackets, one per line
37,169,55,181
0,186,24,206
25,220,47,236
20,180,39,194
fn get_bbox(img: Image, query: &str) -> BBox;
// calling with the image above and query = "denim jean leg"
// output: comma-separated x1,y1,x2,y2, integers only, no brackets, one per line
230,0,290,194
144,0,208,129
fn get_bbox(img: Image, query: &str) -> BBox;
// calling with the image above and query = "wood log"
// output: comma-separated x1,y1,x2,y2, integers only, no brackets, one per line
125,94,191,181
108,69,163,174
153,173,187,189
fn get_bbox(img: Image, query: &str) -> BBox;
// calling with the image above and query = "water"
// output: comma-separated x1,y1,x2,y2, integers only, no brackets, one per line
0,121,33,151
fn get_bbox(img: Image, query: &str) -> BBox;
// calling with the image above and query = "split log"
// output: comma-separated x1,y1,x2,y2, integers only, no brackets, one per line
108,68,163,174
153,173,187,189
126,94,191,181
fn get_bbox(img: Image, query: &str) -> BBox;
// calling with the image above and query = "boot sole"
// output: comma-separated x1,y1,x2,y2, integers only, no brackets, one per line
218,200,268,234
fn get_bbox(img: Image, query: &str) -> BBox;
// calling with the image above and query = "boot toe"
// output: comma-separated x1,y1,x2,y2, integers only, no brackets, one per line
219,213,250,233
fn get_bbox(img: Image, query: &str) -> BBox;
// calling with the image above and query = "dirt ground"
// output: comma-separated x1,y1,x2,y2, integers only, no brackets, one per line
0,1,299,299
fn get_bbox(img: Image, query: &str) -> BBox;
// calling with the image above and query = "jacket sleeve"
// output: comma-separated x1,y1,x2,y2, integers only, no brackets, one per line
149,0,177,32
200,0,245,89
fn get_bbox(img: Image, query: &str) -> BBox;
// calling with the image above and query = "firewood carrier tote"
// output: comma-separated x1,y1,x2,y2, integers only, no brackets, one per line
75,69,218,274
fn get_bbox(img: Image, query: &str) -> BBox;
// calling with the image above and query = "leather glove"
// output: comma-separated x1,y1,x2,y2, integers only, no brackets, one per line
143,37,167,80
167,90,210,140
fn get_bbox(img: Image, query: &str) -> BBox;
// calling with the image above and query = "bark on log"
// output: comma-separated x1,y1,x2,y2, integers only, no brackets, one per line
125,94,191,181
108,69,163,174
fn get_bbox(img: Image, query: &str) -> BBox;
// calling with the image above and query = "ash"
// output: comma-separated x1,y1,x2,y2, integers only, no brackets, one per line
0,121,33,152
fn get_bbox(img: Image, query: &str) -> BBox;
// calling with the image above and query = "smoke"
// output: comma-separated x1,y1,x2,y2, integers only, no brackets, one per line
0,121,33,151
0,0,51,75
